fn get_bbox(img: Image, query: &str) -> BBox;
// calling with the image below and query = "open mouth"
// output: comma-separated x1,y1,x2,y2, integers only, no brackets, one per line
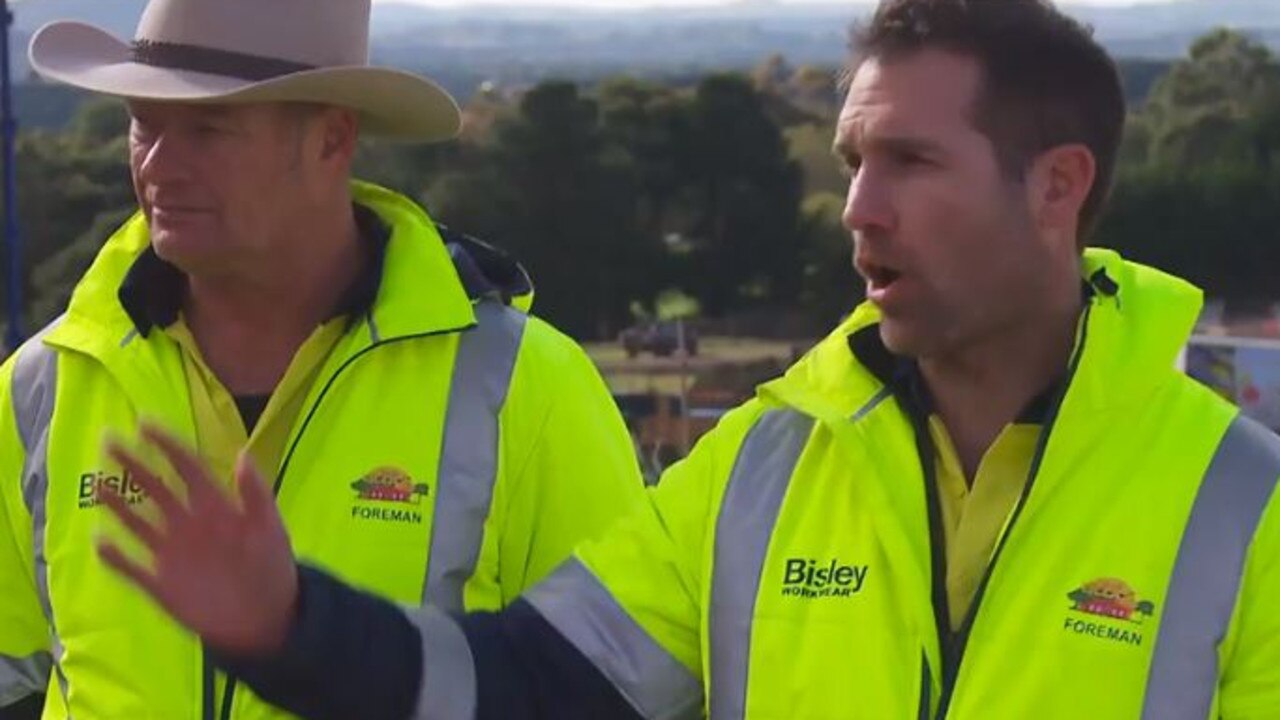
863,263,902,291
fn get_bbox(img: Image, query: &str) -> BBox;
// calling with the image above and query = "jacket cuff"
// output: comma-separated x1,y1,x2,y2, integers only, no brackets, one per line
208,563,424,720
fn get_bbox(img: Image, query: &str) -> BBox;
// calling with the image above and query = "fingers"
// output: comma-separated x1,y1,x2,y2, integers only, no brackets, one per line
235,451,274,521
104,439,184,519
97,539,165,601
139,423,223,512
95,483,163,549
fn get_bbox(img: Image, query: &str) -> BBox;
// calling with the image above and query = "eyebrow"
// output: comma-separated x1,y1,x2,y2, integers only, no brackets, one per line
127,103,238,121
192,106,238,121
833,134,947,164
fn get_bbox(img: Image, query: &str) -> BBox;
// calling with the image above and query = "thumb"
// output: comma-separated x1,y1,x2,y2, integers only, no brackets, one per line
234,451,275,520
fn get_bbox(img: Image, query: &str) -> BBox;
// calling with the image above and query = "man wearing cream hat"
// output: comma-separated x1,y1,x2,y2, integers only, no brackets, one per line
0,1,645,718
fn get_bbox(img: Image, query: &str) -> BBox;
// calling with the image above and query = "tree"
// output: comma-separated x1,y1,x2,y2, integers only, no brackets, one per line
1097,28,1280,311
677,74,806,317
28,206,136,329
786,122,844,197
353,137,456,202
797,192,860,328
597,77,689,243
66,97,130,150
751,54,792,94
1,101,135,330
433,81,663,340
787,65,841,119
1140,29,1280,170
1098,163,1280,309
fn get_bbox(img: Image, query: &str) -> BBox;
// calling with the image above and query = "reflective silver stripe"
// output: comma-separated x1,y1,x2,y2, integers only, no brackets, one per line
404,605,477,720
709,409,813,720
1142,415,1280,719
525,559,703,719
13,326,58,515
851,387,892,422
14,334,57,620
11,332,69,710
9,326,71,710
423,302,527,611
0,652,51,707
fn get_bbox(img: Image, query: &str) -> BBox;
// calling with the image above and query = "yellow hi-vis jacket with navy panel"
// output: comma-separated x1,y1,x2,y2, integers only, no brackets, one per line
422,249,1280,719
0,181,646,719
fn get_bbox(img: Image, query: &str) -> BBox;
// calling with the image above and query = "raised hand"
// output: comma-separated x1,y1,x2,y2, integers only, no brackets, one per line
96,423,299,657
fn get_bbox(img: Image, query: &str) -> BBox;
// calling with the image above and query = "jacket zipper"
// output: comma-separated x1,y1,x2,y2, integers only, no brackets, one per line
923,300,1096,719
211,318,475,720
219,674,237,720
201,648,215,720
918,652,933,720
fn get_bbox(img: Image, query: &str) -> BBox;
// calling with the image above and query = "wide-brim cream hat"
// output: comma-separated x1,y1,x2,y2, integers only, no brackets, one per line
28,0,462,141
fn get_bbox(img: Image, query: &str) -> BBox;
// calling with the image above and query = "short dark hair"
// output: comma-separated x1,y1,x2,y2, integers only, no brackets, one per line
847,0,1126,242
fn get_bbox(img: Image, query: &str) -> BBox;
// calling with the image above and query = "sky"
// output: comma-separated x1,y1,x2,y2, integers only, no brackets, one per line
373,0,1182,7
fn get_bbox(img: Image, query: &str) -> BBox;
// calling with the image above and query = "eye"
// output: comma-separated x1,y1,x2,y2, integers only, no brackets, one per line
130,118,157,141
838,153,862,178
890,146,942,169
891,149,931,167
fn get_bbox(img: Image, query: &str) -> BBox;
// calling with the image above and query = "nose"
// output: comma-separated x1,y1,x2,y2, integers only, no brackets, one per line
842,164,895,237
133,129,193,189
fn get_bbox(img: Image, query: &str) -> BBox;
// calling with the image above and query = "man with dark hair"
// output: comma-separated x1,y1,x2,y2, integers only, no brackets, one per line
846,0,1126,242
92,0,1280,718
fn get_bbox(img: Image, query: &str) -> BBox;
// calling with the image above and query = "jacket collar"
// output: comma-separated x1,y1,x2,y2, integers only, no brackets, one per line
846,324,1061,426
116,203,391,338
759,248,1203,426
47,179,478,360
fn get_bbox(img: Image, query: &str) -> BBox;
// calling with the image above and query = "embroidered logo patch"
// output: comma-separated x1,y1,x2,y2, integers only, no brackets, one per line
350,467,429,524
780,557,870,599
78,470,147,510
1063,577,1155,646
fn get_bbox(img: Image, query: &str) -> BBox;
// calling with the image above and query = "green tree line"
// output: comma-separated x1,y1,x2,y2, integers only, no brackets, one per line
2,28,1277,346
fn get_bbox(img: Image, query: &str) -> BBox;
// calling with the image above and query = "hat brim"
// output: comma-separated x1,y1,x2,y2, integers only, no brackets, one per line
29,21,462,142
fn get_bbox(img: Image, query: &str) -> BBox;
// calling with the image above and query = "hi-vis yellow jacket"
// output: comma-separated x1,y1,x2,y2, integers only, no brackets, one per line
517,249,1280,719
0,181,645,719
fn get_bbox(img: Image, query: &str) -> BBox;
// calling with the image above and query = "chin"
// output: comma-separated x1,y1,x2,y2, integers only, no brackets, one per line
879,318,949,360
151,232,219,274
877,318,916,356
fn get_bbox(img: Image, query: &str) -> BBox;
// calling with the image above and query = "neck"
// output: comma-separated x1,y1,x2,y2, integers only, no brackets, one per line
183,199,363,396
919,280,1082,479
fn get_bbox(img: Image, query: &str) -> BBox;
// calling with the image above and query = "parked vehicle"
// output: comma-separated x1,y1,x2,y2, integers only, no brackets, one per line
620,320,698,358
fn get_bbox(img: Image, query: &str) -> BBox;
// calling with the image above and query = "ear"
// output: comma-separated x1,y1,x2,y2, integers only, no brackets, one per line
1026,143,1096,243
317,107,360,165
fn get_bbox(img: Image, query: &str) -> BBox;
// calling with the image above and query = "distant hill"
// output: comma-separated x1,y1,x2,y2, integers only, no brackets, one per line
9,57,1175,133
5,0,1273,126
11,0,1277,61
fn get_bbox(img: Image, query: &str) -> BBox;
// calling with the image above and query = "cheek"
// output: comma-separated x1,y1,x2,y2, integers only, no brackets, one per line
218,155,272,201
910,176,1032,300
898,176,980,271
228,160,297,230
935,173,1026,250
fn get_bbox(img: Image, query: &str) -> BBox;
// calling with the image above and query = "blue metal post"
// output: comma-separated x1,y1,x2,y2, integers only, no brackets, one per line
1,0,22,352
